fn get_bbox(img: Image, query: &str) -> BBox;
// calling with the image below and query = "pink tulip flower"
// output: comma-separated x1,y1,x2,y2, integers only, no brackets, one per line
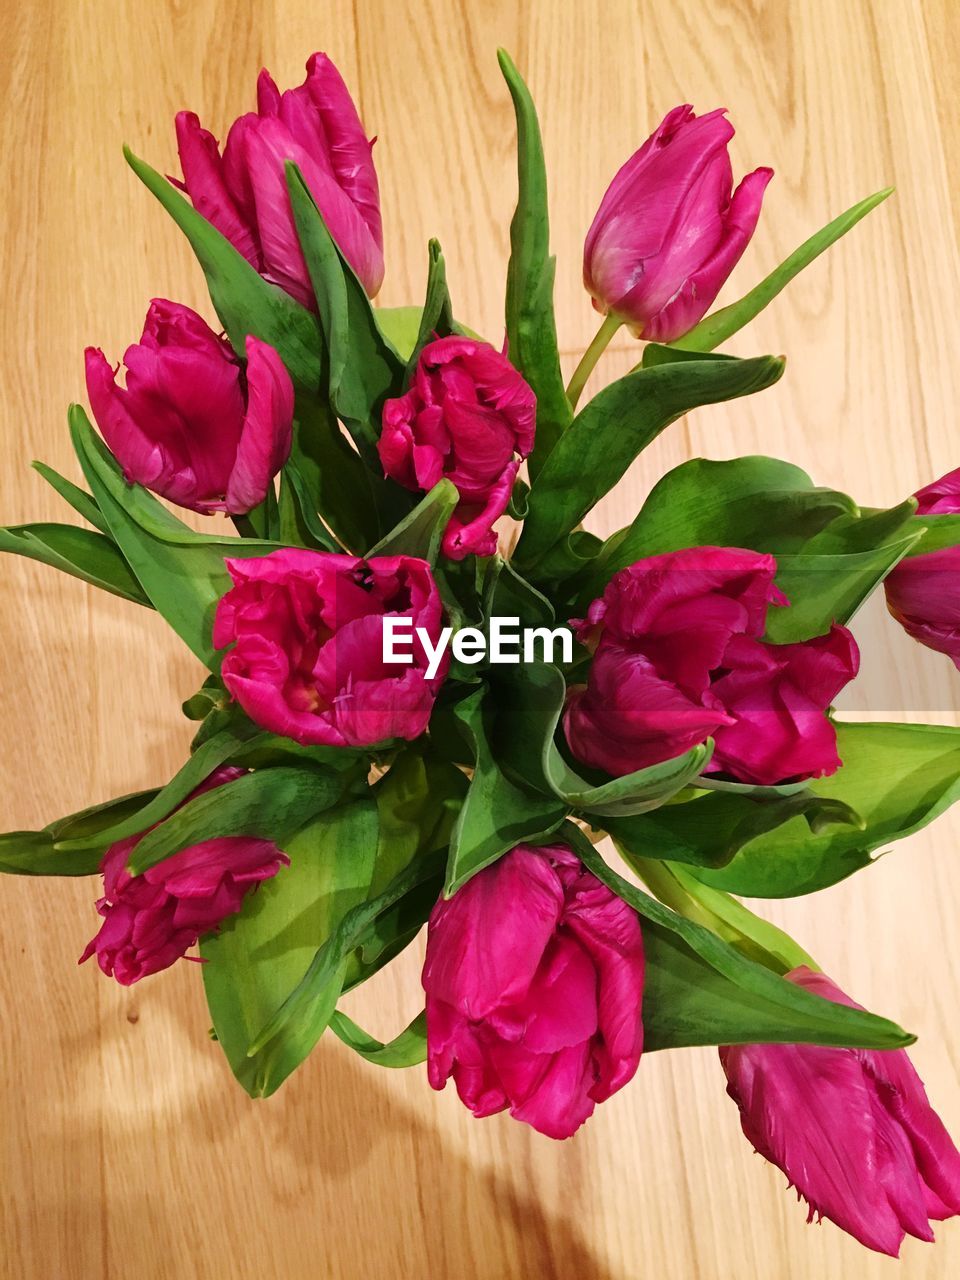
176,53,384,305
583,105,772,342
85,299,293,514
423,842,644,1139
721,966,960,1256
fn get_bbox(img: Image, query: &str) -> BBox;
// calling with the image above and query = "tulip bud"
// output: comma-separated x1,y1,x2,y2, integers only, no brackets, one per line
422,842,644,1139
583,105,772,342
378,337,536,560
720,967,960,1256
85,300,293,515
885,468,960,666
176,53,384,305
80,767,288,985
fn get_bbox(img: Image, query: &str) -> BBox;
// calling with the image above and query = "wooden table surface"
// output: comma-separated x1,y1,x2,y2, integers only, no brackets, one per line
2,1,960,1276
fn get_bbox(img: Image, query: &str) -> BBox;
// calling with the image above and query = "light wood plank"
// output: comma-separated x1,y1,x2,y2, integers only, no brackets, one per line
2,1,960,1275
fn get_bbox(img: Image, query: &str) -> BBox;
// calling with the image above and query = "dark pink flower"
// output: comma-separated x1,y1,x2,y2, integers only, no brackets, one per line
214,549,447,747
79,767,288,985
565,547,859,785
721,966,960,1256
422,843,644,1139
378,337,536,561
85,299,293,514
176,53,383,304
583,105,772,342
885,467,960,667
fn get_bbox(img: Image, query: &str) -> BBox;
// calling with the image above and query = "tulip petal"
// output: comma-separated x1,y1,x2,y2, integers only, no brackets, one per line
176,111,261,268
644,165,773,343
225,336,294,513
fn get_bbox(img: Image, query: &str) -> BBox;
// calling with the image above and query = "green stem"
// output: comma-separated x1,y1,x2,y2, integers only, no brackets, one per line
565,312,623,410
230,513,259,539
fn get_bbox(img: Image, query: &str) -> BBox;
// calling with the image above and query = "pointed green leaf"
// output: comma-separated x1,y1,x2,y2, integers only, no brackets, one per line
54,721,263,853
498,49,572,480
516,356,785,570
0,522,150,605
124,146,322,388
70,406,283,668
202,796,380,1097
366,479,458,561
565,826,912,1051
446,688,567,895
329,1010,427,1067
405,239,461,375
32,461,109,533
605,786,860,871
673,188,894,352
687,721,960,897
128,765,345,875
286,163,404,461
1,789,157,877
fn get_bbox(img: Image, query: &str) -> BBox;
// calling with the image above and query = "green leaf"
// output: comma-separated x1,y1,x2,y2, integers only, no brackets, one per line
203,746,461,1095
54,722,262,853
376,307,427,362
32,461,109,533
585,456,850,593
0,790,156,876
605,786,861,870
673,188,894,352
516,356,785,570
766,507,921,642
287,394,409,552
329,1010,427,1067
366,479,458,561
128,765,345,875
446,688,567,895
565,826,913,1051
0,522,150,605
245,847,447,1074
124,147,322,388
405,240,460,376
70,407,283,668
613,849,818,973
483,556,556,628
286,163,404,461
577,456,922,641
493,663,712,818
202,796,380,1097
498,49,573,481
900,510,960,556
277,463,340,552
690,721,960,897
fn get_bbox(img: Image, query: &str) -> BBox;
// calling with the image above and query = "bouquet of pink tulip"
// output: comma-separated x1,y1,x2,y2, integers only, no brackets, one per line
5,48,960,1258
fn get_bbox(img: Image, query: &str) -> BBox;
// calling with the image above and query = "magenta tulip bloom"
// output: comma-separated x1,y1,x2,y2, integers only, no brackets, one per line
378,337,536,560
85,300,293,515
80,768,288,985
885,468,960,667
583,105,773,342
176,53,383,305
565,547,859,785
214,549,447,747
422,843,644,1139
720,967,960,1256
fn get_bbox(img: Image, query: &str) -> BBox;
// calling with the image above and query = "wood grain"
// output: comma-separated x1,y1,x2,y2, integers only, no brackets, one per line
2,0,959,1275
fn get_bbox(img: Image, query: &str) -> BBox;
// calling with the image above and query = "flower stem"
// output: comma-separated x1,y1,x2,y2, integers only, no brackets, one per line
565,312,623,411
